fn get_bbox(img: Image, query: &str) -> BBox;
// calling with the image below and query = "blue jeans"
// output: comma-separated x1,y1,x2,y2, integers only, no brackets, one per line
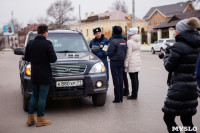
110,60,124,102
28,84,49,117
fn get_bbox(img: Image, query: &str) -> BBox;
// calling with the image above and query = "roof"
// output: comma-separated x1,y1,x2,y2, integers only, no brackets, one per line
18,24,39,35
71,11,144,25
29,30,80,34
143,1,193,20
154,10,200,29
95,10,143,21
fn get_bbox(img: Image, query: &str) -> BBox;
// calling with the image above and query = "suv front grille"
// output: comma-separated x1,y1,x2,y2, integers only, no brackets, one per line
51,64,87,76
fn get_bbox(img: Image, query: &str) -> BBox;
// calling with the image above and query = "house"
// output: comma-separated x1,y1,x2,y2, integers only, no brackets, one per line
8,34,19,48
143,1,194,43
18,24,39,47
153,10,200,40
70,11,146,43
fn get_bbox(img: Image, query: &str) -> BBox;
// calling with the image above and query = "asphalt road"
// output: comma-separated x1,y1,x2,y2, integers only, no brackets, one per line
0,50,199,133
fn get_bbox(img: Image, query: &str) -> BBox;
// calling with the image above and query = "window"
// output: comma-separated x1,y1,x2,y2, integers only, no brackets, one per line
187,9,191,12
156,12,159,15
28,33,89,52
160,20,162,25
101,28,104,33
158,40,163,43
166,40,175,43
138,27,140,34
87,29,89,36
125,26,127,33
154,20,157,26
148,21,151,27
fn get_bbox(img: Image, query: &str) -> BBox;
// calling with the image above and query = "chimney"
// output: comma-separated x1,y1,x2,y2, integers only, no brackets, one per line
85,13,88,19
27,24,31,27
90,12,94,16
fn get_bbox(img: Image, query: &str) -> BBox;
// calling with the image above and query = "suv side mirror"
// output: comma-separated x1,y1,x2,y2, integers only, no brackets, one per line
91,46,100,53
14,48,24,55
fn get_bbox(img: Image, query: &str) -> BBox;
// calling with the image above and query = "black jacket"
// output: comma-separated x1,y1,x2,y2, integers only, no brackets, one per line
107,35,127,61
162,30,200,116
25,35,57,84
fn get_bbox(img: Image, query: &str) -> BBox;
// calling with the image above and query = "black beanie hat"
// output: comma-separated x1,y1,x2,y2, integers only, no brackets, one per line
93,27,101,35
112,26,122,35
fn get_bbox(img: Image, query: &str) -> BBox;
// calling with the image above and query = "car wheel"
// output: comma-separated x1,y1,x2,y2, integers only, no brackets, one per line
151,48,155,54
23,95,30,112
160,48,164,53
92,92,107,106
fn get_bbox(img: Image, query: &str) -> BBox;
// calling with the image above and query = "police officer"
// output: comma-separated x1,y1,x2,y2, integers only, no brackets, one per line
89,27,109,80
107,26,128,103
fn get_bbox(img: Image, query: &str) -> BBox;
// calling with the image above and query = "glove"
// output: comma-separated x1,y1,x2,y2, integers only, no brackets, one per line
96,52,103,58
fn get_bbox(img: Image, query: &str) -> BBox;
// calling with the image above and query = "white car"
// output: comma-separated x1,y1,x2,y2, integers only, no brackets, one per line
151,39,175,54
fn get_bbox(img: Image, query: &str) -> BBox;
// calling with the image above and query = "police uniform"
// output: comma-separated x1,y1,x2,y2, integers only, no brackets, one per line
89,27,109,80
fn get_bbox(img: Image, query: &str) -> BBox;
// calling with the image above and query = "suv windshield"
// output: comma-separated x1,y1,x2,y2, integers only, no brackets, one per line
27,33,89,52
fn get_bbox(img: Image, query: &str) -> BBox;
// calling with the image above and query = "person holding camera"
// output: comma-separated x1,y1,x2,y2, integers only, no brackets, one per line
162,17,200,133
124,27,141,100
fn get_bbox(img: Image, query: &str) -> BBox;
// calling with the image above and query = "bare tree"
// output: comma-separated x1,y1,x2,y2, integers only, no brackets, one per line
36,16,49,24
47,0,75,28
110,0,128,13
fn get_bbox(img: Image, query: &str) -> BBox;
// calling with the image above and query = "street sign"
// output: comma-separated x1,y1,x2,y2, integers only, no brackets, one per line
3,25,14,35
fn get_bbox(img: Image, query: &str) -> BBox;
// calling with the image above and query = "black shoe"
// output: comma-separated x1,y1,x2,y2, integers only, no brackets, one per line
123,89,130,96
113,100,120,103
127,96,137,100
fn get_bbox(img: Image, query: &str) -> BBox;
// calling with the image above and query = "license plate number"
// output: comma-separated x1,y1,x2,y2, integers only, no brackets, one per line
56,80,83,87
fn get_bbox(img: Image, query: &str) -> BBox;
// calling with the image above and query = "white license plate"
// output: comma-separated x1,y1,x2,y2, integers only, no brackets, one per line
56,80,83,87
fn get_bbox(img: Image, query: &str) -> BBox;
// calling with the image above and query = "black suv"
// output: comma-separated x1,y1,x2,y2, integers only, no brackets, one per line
14,30,108,111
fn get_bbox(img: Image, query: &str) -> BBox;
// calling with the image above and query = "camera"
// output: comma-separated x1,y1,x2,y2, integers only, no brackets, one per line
158,44,171,59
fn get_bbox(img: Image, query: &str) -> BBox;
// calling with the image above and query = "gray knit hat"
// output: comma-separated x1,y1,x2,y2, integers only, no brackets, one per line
176,17,200,33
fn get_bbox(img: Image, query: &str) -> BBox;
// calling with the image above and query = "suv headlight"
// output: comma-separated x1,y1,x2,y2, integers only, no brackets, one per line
25,64,31,76
89,62,106,73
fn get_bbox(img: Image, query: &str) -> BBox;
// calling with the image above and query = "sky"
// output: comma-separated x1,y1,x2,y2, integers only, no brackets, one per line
0,0,193,32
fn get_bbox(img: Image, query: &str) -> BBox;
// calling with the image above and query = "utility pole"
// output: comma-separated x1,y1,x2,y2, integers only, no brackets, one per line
79,4,82,32
132,0,135,27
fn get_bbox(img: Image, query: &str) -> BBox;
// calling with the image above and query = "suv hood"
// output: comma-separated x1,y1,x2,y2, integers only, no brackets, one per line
56,52,99,61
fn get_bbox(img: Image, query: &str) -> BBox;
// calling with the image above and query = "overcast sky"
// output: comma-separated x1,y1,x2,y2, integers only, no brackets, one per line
0,0,190,31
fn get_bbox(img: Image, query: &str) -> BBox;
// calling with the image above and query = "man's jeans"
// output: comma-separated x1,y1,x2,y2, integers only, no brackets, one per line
28,84,49,117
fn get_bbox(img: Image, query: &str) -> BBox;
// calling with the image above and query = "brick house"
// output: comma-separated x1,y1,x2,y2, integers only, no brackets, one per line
18,24,39,47
153,10,200,40
143,1,194,43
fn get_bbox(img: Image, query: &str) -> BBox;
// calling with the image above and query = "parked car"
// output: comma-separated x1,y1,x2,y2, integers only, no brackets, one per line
151,38,175,54
14,30,108,111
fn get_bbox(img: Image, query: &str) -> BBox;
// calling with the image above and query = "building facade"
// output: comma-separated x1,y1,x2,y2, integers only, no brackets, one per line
70,11,146,43
143,1,194,43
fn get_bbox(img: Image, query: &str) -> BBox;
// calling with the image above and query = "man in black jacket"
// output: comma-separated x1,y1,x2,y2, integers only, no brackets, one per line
107,26,128,103
25,24,57,127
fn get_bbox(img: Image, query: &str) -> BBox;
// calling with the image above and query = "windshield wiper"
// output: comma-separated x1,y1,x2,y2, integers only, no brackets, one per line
56,50,77,53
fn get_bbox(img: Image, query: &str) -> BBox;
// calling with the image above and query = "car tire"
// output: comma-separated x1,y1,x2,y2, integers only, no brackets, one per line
160,48,164,53
92,92,107,106
23,95,30,112
151,48,155,54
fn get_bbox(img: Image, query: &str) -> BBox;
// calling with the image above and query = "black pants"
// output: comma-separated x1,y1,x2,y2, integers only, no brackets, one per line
129,72,139,97
110,60,124,102
163,114,196,133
